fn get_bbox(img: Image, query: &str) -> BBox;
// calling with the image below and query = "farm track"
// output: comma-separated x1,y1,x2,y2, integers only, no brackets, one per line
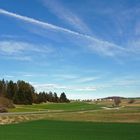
0,109,100,125
0,101,140,125
1,109,140,125
0,108,101,116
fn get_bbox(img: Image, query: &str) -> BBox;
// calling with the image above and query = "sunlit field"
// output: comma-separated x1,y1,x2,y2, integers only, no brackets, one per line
0,100,140,140
0,100,139,124
1,120,140,140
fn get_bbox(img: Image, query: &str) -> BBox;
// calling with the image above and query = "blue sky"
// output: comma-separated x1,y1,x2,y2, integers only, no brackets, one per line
0,0,140,99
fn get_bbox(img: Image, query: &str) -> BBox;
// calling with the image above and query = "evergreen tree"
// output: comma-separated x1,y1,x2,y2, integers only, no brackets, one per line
13,81,34,105
54,92,59,103
0,79,70,105
0,79,6,97
6,81,17,100
48,91,54,102
60,92,69,103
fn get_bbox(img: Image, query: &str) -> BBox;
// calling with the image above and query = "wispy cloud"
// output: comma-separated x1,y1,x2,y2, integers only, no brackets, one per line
74,86,96,91
0,34,20,39
0,40,50,54
42,0,92,35
97,75,140,89
0,8,127,57
1,72,49,80
7,56,32,61
0,40,32,61
21,73,48,78
52,73,100,83
4,75,15,78
75,77,100,83
111,76,140,87
33,83,97,92
53,74,78,80
0,40,53,61
0,41,25,55
0,8,81,36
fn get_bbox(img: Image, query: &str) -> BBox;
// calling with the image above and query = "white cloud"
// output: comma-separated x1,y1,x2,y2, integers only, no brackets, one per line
2,73,49,80
74,86,96,91
75,77,100,83
113,79,140,87
8,56,32,61
33,83,67,91
53,74,78,80
0,40,53,61
52,74,100,83
0,41,26,54
97,76,140,89
23,74,34,77
0,8,127,57
0,34,20,39
33,83,97,92
23,74,48,78
0,8,80,36
42,0,92,34
4,75,15,78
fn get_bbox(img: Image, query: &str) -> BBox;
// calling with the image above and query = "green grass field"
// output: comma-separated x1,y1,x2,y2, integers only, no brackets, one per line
1,101,139,124
1,100,140,139
9,102,103,112
0,120,140,140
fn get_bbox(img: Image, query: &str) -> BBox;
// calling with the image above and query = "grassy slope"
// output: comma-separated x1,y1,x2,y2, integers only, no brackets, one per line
0,120,140,140
9,102,103,112
3,101,139,124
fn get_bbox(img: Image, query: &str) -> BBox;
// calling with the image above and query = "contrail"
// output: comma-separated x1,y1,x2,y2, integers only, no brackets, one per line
0,8,125,54
0,8,89,38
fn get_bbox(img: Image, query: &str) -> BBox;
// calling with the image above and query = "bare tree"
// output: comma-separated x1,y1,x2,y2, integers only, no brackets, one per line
114,97,121,107
128,99,135,104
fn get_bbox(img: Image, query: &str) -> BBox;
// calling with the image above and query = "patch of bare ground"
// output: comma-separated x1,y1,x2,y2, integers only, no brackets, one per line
0,114,47,125
1,111,140,125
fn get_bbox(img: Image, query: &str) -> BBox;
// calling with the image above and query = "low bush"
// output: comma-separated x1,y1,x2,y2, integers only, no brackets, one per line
0,97,15,109
0,107,8,113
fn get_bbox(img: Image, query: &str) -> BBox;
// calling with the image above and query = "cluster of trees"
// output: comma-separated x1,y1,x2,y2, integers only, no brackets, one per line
34,92,70,104
0,79,69,105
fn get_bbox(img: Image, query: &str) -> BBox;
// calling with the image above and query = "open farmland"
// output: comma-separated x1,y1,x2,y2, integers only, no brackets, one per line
0,100,139,124
0,100,140,140
0,120,140,140
8,102,103,112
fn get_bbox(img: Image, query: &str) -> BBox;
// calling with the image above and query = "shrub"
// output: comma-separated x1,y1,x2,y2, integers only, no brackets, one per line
128,99,135,104
0,97,15,109
0,107,8,113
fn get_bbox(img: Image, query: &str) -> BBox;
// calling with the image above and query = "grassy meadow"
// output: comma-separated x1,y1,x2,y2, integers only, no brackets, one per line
0,99,140,140
0,120,140,140
9,102,103,112
0,99,138,124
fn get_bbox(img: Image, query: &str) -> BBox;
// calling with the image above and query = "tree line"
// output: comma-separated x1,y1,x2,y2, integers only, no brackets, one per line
0,79,70,105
